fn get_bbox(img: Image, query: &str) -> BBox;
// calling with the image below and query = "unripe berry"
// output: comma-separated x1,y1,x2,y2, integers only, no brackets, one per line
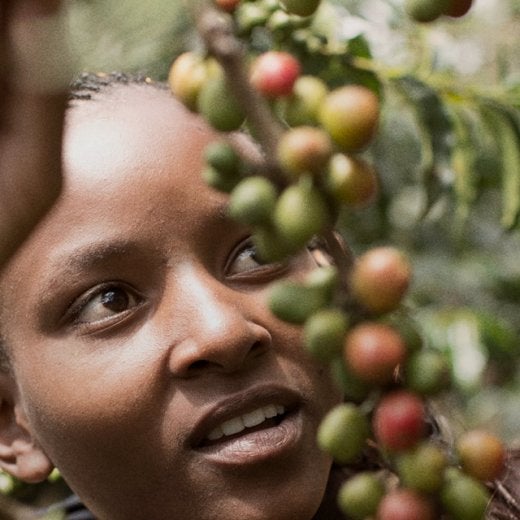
337,472,384,519
304,308,349,362
404,350,451,396
396,442,448,493
456,430,506,482
252,226,292,263
344,322,406,385
279,0,322,17
273,182,330,250
198,72,245,132
405,0,450,23
319,85,380,152
250,51,301,98
377,488,436,520
326,154,378,208
441,469,490,520
317,403,369,464
269,281,328,324
205,141,241,176
281,75,328,126
277,126,333,177
373,390,427,452
350,246,412,315
168,52,208,111
228,176,277,226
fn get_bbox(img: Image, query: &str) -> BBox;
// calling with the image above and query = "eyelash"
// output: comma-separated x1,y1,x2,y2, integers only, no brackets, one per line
66,282,143,329
63,238,287,330
225,238,289,280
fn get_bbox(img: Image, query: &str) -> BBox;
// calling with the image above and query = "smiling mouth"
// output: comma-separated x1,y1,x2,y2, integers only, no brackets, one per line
200,404,287,447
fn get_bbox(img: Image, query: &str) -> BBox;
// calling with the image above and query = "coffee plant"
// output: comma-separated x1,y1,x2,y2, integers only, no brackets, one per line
165,0,518,517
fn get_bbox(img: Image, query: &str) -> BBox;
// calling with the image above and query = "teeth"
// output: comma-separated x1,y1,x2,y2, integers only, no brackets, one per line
206,404,286,442
263,404,278,419
243,408,266,428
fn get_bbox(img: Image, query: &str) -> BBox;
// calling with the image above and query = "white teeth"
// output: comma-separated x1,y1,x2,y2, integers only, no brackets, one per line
221,417,245,436
205,404,286,442
243,408,266,428
263,404,278,419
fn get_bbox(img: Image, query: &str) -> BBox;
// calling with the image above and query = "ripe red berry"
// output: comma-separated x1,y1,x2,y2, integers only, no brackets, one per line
214,0,241,13
373,390,427,452
343,323,406,385
250,51,301,98
350,246,412,315
277,126,333,177
456,430,506,482
443,0,473,17
377,488,436,520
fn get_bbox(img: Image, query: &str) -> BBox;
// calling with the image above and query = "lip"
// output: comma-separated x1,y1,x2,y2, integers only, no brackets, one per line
189,384,304,465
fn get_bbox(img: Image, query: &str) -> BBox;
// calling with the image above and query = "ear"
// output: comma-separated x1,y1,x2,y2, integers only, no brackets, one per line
0,374,53,483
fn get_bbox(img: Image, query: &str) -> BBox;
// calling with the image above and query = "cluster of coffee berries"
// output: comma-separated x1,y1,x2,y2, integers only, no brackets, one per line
169,43,380,262
169,1,507,518
405,0,474,23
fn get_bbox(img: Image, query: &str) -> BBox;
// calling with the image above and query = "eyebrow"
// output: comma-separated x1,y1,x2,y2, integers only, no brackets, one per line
36,240,143,303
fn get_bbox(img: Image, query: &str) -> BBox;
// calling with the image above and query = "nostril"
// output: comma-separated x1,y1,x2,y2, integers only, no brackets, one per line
188,359,212,372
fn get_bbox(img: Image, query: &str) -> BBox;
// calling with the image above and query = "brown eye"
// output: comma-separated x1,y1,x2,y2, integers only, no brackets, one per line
72,284,141,325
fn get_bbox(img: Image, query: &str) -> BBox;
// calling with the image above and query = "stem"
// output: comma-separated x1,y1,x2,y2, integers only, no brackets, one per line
194,4,286,184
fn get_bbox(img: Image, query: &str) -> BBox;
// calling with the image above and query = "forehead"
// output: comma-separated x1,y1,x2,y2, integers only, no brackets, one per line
64,84,214,188
1,84,233,292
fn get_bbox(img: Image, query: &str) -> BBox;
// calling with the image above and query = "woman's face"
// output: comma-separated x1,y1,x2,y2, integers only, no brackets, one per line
0,84,342,520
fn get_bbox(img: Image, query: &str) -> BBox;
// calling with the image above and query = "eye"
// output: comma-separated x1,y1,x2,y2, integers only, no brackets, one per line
68,283,142,326
226,239,287,279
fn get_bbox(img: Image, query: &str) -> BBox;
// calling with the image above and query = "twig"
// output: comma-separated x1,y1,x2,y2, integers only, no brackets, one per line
193,3,286,183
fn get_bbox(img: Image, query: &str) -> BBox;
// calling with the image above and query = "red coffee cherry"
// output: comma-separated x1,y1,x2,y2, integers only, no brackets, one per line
373,390,427,452
343,322,406,385
456,430,506,482
443,0,473,17
350,246,412,315
250,51,301,98
318,84,380,152
214,0,241,13
377,488,436,520
277,126,333,177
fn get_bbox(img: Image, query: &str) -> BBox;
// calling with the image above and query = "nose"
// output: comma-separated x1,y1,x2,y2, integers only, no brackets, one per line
167,265,272,377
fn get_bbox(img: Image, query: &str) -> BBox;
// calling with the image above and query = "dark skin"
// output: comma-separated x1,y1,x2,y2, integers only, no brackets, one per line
0,84,343,519
0,0,66,268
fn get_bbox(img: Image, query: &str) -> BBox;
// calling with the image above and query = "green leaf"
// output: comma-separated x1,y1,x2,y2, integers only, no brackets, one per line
392,76,454,214
480,104,520,230
449,105,480,224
